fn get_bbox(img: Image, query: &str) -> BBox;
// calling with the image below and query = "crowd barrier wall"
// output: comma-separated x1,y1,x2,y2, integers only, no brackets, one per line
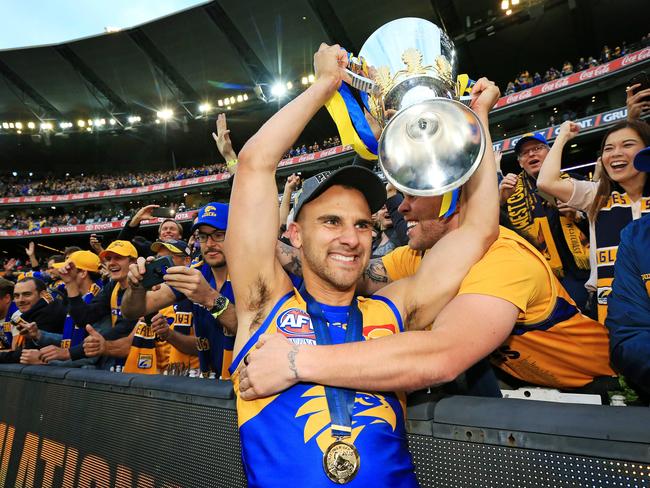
0,364,648,487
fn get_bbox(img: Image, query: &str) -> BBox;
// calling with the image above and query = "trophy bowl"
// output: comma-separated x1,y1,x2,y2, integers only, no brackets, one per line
379,98,485,196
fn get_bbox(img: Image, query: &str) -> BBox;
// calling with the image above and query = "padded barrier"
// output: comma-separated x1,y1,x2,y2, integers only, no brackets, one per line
0,365,648,487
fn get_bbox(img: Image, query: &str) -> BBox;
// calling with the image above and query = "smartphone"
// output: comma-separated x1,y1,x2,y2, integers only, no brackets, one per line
141,256,174,289
151,207,176,218
629,72,650,94
91,234,104,242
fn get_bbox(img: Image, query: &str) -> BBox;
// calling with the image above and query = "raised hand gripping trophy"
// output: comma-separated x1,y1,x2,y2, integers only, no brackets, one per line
327,17,485,215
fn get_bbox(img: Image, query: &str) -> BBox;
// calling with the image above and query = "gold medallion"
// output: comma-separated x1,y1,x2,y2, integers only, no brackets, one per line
323,440,360,484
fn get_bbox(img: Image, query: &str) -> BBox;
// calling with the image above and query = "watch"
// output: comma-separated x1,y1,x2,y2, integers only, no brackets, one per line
209,295,230,319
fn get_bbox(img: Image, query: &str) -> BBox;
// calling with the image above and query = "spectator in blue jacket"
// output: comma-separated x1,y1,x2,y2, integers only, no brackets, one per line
606,146,650,402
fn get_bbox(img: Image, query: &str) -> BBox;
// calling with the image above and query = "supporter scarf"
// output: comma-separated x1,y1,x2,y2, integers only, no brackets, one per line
594,191,650,323
506,171,590,278
123,317,159,375
109,283,125,327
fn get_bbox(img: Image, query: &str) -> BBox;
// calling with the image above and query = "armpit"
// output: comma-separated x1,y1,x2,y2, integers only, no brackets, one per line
246,275,271,334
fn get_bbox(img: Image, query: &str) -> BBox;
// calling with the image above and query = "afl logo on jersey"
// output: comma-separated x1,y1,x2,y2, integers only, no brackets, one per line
277,308,315,343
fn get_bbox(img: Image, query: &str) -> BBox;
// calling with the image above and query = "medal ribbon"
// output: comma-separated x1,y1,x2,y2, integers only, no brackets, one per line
299,286,363,439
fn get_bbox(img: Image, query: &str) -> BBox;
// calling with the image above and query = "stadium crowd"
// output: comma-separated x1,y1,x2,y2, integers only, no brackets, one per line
503,35,649,95
0,135,342,198
1,39,650,487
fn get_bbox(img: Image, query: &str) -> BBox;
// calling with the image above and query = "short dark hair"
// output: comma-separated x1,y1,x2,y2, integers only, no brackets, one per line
64,246,82,258
16,277,46,293
47,254,65,264
0,278,14,298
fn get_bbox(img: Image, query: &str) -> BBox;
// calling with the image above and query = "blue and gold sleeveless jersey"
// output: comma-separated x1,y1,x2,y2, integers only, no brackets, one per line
230,290,418,488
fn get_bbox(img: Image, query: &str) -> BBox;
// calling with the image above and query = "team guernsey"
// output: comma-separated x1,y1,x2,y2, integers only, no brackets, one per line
60,283,102,350
230,289,418,488
382,226,615,388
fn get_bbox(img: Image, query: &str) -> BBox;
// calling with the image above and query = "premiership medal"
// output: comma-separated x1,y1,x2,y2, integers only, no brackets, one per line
300,286,364,485
323,439,360,484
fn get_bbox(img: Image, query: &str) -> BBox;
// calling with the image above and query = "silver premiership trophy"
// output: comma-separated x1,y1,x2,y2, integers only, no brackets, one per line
347,18,486,196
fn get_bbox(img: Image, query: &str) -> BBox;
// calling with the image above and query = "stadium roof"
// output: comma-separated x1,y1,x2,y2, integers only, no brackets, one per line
0,0,647,174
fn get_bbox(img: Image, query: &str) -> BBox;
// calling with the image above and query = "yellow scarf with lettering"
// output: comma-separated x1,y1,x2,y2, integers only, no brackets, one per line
506,172,590,278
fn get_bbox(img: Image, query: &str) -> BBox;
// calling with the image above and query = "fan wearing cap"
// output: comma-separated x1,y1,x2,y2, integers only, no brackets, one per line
499,130,591,308
605,146,650,402
18,251,104,365
98,239,199,375
55,240,139,365
226,43,498,487
537,119,650,323
122,203,237,379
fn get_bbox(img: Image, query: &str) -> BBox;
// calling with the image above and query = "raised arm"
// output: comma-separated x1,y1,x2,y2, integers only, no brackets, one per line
536,121,579,202
227,44,348,353
377,77,501,329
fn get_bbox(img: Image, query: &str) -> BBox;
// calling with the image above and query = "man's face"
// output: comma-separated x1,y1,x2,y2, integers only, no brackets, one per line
102,253,132,281
47,259,60,279
291,185,373,292
398,194,454,251
156,248,189,267
197,225,226,268
14,281,42,313
517,140,549,178
159,221,181,241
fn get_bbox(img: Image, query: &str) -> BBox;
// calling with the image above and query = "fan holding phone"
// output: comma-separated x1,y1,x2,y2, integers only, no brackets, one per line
627,72,650,121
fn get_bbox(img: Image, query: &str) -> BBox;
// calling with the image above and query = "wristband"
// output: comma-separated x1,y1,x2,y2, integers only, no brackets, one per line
226,158,238,168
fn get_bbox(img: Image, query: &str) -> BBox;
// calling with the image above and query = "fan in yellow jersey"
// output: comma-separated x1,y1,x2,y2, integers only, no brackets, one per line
226,43,500,488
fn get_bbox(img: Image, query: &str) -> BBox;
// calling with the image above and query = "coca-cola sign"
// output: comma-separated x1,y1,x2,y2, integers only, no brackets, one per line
494,47,650,109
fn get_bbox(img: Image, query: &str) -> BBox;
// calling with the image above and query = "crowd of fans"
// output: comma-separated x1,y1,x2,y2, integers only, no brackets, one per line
503,35,650,95
0,163,229,198
0,135,342,199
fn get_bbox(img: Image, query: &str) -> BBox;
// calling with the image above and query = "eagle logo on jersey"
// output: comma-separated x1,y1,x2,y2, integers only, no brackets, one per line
295,386,397,453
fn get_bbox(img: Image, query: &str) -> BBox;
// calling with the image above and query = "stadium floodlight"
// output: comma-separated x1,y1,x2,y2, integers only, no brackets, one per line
506,8,512,14
12,172,17,177
9,123,14,129
286,81,293,90
229,96,236,104
236,95,243,103
155,119,161,124
28,172,33,177
86,127,92,132
77,120,86,127
157,108,174,120
15,122,23,129
16,130,21,134
94,119,106,126
501,0,509,10
512,0,519,4
271,82,287,97
301,76,308,85
1,123,8,129
217,100,224,107
109,118,116,125
243,94,248,101
308,74,315,83
27,122,35,129
88,119,94,126
40,122,53,130
199,103,212,113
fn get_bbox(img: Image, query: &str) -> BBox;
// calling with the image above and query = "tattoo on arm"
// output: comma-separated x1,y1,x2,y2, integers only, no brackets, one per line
364,260,388,284
278,241,303,276
288,344,300,379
